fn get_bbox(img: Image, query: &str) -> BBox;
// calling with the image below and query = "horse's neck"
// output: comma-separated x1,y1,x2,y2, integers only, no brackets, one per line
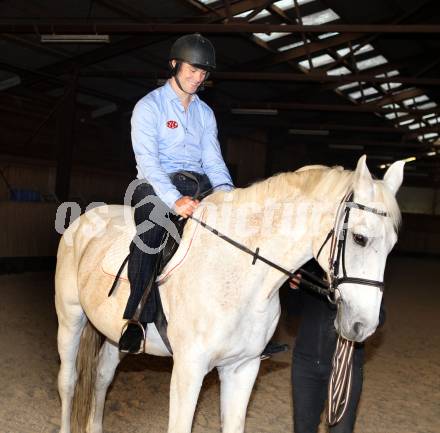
214,190,323,289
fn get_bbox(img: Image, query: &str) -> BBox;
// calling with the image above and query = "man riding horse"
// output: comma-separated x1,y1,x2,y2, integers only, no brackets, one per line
119,33,234,354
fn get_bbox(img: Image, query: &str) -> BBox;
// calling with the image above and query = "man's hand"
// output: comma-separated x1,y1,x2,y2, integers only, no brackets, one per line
289,273,302,290
174,196,200,218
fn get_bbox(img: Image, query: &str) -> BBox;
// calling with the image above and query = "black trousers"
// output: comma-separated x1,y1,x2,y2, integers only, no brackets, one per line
123,172,212,323
292,350,364,433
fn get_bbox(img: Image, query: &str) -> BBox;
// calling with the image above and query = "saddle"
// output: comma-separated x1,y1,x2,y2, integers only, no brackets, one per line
107,214,186,354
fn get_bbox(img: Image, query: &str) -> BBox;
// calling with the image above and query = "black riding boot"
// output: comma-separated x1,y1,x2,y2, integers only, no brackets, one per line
119,321,146,354
119,182,166,354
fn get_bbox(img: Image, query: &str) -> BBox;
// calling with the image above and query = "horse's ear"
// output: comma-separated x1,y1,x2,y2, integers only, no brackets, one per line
383,160,405,195
353,155,374,201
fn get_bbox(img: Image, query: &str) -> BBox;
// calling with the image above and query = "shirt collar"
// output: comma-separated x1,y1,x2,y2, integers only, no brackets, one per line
164,80,200,106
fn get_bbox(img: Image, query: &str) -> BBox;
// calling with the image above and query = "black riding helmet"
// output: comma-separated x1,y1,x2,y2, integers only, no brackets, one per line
169,33,216,74
168,34,215,94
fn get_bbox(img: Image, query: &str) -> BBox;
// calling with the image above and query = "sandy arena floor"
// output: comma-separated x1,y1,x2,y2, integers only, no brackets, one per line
0,255,439,433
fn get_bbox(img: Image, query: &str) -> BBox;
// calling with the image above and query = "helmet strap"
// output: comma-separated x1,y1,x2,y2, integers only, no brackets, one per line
169,60,179,77
174,74,197,95
172,61,208,95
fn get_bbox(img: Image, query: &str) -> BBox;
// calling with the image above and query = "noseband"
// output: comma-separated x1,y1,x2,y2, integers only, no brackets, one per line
316,191,388,302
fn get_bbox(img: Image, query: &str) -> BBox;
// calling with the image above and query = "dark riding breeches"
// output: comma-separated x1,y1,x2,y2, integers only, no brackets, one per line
123,172,212,323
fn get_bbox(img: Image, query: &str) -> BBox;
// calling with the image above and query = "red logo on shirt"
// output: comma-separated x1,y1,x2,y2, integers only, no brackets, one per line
166,120,178,129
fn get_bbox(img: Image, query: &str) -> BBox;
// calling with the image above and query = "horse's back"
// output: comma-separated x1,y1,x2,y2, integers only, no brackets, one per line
55,205,131,339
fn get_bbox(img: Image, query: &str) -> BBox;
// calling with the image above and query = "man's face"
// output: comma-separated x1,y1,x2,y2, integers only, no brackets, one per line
174,61,208,94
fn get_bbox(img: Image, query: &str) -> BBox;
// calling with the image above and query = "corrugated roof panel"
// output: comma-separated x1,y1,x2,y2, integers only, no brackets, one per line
356,55,388,70
376,70,400,78
380,82,402,91
254,32,289,42
418,102,437,110
418,133,439,140
337,82,361,91
299,53,334,68
302,9,340,25
337,44,374,57
276,0,316,7
427,117,440,125
318,32,339,39
326,66,351,75
348,87,379,99
384,112,406,119
278,39,310,52
399,119,415,126
403,95,429,106
235,9,270,20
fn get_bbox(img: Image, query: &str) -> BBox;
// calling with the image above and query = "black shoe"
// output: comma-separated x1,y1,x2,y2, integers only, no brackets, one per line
260,341,289,360
119,323,145,354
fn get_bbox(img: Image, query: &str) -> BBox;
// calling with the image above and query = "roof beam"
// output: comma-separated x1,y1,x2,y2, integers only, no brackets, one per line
78,69,440,86
0,61,133,108
2,21,440,34
287,137,423,149
221,116,427,145
223,0,233,21
229,101,438,115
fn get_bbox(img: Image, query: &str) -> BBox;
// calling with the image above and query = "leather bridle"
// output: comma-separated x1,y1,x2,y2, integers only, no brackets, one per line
315,191,389,426
316,191,388,303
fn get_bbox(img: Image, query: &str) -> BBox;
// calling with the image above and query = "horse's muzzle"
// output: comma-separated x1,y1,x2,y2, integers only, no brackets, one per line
337,319,377,342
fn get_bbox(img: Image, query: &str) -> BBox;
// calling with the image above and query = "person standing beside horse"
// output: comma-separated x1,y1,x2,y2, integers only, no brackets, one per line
289,259,386,433
119,33,234,354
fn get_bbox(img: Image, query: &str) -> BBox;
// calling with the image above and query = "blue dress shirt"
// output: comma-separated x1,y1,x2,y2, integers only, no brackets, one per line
131,81,233,208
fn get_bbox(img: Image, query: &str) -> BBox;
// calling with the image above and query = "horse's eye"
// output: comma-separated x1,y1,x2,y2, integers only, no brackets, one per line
353,233,368,247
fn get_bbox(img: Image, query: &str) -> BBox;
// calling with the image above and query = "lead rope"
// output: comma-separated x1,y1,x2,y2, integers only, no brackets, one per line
327,336,355,425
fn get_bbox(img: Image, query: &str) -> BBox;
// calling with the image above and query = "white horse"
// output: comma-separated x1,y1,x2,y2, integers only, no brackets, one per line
55,156,404,433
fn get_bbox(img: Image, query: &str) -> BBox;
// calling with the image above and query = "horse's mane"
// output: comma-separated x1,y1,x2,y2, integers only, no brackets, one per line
210,164,401,230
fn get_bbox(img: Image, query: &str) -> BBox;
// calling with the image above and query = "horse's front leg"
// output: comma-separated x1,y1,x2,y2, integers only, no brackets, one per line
167,351,208,433
217,357,261,433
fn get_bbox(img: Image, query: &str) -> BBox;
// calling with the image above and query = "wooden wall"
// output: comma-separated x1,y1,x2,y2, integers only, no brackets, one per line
0,157,133,258
226,130,267,187
0,157,133,203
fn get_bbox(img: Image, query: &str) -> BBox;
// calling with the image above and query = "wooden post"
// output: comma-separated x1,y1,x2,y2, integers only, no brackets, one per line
55,73,77,202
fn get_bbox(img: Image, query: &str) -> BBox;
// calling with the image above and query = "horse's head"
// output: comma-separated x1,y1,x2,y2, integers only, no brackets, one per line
314,155,404,342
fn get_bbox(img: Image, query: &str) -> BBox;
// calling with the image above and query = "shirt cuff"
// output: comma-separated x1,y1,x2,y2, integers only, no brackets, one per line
161,189,183,210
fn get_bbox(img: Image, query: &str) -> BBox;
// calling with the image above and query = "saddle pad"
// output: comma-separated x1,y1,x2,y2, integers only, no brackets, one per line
101,207,206,282
101,228,134,280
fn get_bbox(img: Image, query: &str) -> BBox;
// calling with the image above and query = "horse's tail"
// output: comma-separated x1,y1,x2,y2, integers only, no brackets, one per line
71,320,103,433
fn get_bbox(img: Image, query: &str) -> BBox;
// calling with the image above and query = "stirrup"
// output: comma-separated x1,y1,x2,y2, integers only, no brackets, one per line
119,319,146,355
